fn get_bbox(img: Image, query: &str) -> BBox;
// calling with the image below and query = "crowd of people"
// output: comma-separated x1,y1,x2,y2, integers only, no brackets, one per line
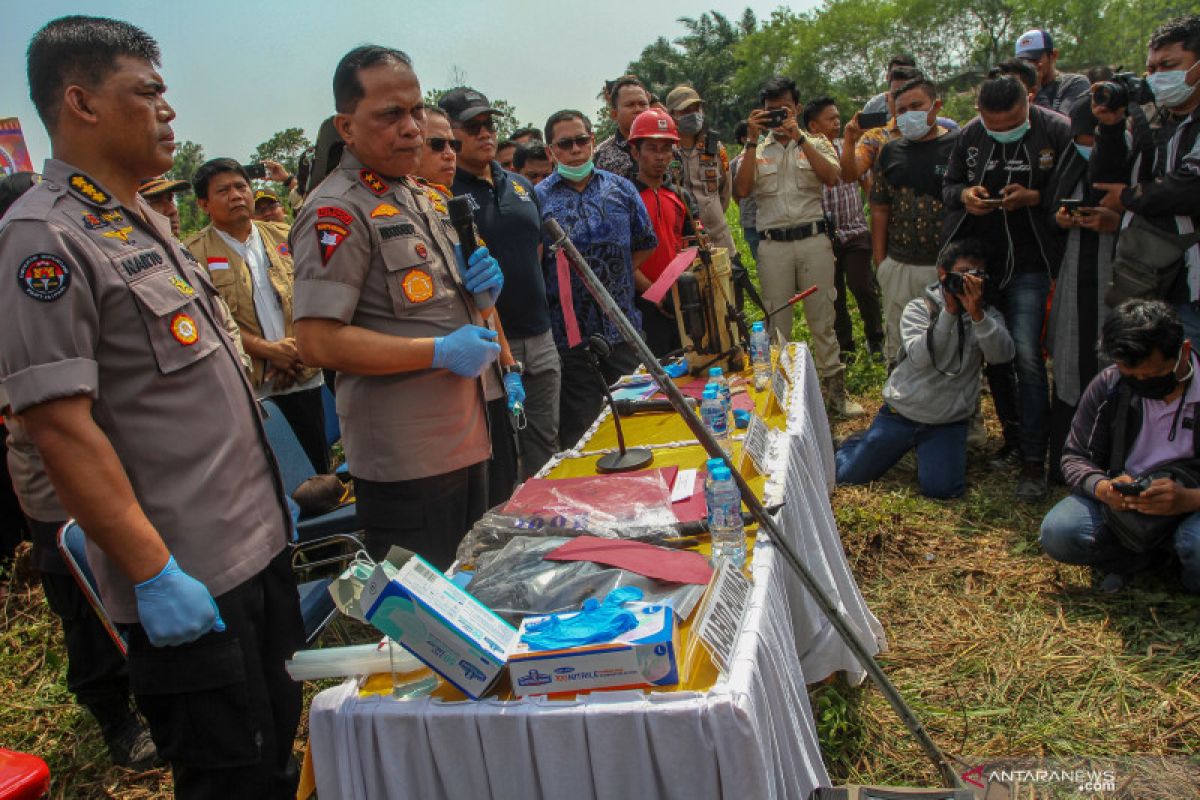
0,11,1197,797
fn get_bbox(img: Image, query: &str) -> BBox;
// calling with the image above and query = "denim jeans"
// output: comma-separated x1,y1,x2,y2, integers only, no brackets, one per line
1040,492,1200,592
992,272,1050,464
743,227,761,262
835,405,968,498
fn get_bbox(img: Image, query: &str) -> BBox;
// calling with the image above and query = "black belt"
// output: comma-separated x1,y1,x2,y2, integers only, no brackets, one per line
760,220,828,242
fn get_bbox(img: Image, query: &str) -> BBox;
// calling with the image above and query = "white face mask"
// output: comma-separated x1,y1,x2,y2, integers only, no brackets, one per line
1147,69,1198,109
896,109,933,141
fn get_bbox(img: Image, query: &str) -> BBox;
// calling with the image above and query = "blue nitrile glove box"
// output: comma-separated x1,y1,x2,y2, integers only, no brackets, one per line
508,603,679,697
364,558,517,700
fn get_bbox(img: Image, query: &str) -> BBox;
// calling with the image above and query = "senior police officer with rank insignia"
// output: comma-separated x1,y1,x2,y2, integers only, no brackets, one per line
0,16,305,798
293,45,505,568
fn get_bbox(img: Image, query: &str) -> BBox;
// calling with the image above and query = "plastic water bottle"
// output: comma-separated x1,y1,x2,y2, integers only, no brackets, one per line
750,321,770,391
701,385,730,455
707,465,746,569
708,366,732,418
703,456,724,512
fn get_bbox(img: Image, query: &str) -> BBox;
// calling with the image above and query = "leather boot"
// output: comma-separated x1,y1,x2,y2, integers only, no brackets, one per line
823,371,865,419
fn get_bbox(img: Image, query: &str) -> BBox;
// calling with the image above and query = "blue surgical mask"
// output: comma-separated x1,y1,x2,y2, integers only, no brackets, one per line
1074,142,1093,160
985,118,1030,144
896,109,933,141
1147,70,1197,109
556,159,595,182
676,112,704,136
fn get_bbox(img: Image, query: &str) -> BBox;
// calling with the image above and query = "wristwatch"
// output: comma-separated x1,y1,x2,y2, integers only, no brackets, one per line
502,361,524,376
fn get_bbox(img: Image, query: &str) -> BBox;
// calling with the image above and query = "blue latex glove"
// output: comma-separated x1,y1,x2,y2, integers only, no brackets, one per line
432,325,501,378
454,244,504,307
134,555,226,647
503,371,526,413
521,586,644,650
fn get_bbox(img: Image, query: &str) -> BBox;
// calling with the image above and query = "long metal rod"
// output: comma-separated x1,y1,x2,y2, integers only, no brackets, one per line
545,219,959,788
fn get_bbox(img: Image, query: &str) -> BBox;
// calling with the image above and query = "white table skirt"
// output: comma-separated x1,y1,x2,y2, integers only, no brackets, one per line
309,344,886,799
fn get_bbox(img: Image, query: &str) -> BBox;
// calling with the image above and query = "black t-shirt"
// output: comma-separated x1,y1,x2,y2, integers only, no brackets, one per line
452,163,550,338
955,138,1048,276
872,131,958,264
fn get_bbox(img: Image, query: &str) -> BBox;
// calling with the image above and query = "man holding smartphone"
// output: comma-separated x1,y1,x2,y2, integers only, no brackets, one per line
941,72,1070,501
1042,300,1200,594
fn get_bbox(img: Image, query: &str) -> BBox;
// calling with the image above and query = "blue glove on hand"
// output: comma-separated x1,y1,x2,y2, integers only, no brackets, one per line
432,325,501,378
134,555,226,647
455,244,504,307
503,371,526,412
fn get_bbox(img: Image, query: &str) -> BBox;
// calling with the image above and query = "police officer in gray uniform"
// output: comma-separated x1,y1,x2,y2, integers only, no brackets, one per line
0,17,303,798
293,45,505,568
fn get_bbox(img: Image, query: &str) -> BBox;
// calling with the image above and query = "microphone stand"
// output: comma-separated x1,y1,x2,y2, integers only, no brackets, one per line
544,218,959,789
584,334,653,473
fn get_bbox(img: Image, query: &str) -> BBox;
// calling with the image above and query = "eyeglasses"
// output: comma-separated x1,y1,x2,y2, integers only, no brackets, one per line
553,135,592,151
457,119,497,136
427,138,462,153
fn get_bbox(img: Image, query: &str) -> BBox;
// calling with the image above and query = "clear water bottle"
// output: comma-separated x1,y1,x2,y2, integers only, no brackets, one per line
701,384,730,455
707,464,746,569
708,366,732,418
750,321,770,390
703,456,724,512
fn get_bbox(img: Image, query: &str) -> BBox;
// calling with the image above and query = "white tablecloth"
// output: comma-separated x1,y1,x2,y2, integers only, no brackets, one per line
309,344,886,799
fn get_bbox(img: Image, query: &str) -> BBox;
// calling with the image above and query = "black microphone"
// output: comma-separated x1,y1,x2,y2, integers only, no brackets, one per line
446,195,492,310
614,398,697,416
583,334,653,473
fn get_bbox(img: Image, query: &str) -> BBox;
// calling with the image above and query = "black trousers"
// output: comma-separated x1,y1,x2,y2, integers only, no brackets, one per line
30,517,132,730
270,386,329,474
635,297,681,359
355,460,488,570
127,548,304,800
558,341,643,450
832,232,884,352
486,398,519,509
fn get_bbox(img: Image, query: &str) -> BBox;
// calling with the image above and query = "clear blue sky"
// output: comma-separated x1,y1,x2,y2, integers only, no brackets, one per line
1,0,804,167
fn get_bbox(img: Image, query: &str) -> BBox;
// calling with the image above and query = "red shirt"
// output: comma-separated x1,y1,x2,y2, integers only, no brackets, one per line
637,182,689,282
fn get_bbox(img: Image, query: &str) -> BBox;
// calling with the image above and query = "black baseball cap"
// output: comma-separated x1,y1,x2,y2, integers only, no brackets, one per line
438,87,499,122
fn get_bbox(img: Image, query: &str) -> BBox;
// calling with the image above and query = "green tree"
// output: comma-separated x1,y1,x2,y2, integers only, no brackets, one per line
166,140,206,238
249,127,312,176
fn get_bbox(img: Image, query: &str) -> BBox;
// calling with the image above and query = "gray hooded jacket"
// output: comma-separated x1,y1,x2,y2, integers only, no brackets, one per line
883,284,1015,425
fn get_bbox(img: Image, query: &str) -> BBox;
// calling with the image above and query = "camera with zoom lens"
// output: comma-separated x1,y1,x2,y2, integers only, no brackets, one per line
941,270,986,298
1093,72,1153,111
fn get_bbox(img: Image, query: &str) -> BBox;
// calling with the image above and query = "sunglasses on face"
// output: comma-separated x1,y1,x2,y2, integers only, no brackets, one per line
457,119,497,136
427,137,462,153
553,135,592,151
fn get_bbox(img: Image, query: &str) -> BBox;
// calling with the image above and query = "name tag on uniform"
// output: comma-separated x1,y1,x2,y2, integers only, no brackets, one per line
207,257,230,270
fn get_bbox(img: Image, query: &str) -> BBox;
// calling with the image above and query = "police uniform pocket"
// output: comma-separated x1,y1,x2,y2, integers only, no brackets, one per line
756,160,780,194
380,236,446,315
129,637,259,768
126,270,220,374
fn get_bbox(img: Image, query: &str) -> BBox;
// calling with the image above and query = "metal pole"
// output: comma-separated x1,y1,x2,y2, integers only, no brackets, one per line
544,219,960,788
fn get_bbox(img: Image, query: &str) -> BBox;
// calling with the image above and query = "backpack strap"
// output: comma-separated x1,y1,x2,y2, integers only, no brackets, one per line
1109,382,1133,474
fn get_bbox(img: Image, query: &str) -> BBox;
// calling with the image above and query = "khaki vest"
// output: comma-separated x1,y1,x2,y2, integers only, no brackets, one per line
185,220,319,388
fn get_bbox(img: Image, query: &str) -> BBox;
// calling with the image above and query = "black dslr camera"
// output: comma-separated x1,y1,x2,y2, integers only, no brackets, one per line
941,270,986,298
1093,72,1153,111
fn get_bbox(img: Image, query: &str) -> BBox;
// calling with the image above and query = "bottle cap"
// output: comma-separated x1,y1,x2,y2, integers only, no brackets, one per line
751,321,765,332
709,367,723,377
711,465,732,481
706,457,724,470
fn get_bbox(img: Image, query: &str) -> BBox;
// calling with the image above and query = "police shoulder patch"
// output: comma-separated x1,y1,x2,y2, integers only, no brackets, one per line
18,254,71,302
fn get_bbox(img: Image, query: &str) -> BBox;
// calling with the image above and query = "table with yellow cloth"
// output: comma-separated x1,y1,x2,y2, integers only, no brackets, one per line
305,343,886,799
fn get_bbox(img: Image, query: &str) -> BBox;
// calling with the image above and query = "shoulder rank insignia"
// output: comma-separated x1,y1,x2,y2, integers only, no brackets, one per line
359,169,389,196
511,182,528,197
718,144,729,173
101,226,134,244
68,174,109,205
424,187,448,215
371,203,401,218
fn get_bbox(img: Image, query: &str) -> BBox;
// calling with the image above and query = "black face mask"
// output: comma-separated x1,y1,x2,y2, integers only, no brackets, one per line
1122,351,1192,400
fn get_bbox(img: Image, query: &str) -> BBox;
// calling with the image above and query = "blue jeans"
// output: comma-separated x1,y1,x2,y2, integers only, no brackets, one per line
835,405,968,498
1176,302,1200,353
1040,493,1200,592
994,272,1050,464
743,226,761,262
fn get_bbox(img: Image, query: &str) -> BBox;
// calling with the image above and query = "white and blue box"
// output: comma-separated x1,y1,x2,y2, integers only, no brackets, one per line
508,602,679,697
364,557,517,700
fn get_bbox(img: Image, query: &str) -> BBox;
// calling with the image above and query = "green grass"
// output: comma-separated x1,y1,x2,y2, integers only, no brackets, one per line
0,207,1197,796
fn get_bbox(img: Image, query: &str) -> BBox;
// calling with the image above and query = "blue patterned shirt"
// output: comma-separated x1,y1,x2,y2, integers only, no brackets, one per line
536,169,657,348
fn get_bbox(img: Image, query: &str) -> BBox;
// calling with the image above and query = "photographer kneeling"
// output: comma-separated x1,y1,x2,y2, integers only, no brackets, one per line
1041,300,1200,593
836,240,1014,498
